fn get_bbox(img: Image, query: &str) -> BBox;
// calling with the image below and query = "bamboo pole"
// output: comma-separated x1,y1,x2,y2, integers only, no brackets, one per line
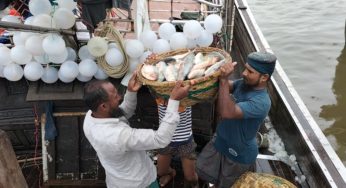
17,157,42,163
0,21,75,35
52,112,86,117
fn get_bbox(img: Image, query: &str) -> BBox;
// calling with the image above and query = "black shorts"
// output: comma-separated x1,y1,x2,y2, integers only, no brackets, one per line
158,139,197,159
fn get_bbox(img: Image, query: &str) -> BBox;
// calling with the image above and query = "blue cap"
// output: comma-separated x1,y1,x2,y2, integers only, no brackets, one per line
247,51,277,76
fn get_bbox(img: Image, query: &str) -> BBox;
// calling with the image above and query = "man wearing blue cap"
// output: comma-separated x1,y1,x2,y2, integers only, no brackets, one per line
196,51,277,187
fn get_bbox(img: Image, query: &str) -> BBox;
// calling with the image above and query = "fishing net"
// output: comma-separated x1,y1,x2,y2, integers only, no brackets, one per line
137,47,231,107
232,172,297,188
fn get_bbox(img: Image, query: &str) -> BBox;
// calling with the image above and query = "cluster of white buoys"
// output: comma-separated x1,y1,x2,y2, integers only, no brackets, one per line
0,11,223,84
120,14,223,86
0,0,110,83
0,37,109,83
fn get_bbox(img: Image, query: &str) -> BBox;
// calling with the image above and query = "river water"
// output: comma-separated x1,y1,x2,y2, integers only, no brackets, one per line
246,0,346,165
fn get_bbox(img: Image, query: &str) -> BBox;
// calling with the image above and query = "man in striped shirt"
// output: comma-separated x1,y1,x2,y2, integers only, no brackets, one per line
156,98,198,188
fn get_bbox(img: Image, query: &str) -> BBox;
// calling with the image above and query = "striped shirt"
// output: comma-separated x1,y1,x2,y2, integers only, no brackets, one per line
158,104,192,143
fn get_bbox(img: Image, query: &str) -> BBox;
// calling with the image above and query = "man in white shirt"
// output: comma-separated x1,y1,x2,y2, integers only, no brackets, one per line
83,72,190,188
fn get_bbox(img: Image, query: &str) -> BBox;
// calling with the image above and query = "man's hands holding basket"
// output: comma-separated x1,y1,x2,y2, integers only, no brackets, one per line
127,71,191,101
127,71,143,92
170,81,191,101
219,61,237,80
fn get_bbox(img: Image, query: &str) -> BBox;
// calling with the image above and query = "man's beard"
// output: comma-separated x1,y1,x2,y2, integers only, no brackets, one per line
109,107,125,118
242,77,261,91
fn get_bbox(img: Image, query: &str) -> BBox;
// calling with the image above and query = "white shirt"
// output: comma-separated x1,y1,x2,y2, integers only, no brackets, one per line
83,91,180,188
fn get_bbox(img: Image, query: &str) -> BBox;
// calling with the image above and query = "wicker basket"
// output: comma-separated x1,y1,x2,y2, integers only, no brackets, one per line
94,21,129,78
137,47,231,107
232,172,297,188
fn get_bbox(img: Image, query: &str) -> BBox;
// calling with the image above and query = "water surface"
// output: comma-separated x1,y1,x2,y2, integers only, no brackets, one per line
247,0,346,165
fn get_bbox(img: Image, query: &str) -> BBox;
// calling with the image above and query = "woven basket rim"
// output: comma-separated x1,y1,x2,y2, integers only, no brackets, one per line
137,47,231,86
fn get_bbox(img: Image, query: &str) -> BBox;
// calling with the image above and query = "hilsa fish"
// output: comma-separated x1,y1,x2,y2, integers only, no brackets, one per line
155,61,167,81
204,59,226,76
141,64,159,81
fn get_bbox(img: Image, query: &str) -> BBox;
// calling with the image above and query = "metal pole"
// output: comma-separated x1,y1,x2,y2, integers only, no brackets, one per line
0,21,75,35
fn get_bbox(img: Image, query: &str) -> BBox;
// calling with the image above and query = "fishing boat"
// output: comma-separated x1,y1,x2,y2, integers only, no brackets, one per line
0,0,345,187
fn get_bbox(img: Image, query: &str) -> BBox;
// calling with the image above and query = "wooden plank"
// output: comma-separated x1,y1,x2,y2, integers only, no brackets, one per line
55,117,80,179
0,130,28,188
26,81,84,101
47,140,56,180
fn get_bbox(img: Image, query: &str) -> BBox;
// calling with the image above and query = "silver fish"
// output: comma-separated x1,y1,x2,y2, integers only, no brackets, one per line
194,52,205,64
191,56,218,71
156,61,167,81
182,53,195,78
164,64,178,81
207,51,225,60
177,62,185,81
204,59,226,76
141,64,158,81
188,69,205,79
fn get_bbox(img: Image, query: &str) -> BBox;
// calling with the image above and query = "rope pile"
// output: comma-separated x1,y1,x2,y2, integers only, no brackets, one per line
94,20,129,78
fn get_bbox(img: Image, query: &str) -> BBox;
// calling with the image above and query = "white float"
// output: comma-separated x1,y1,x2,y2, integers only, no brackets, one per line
48,48,68,64
0,47,12,66
3,63,23,81
87,37,108,57
94,65,109,80
78,45,95,60
41,66,58,84
25,35,45,56
105,48,124,67
140,30,158,50
42,34,66,56
79,59,98,77
10,45,32,65
32,14,56,28
158,23,176,40
169,32,187,50
152,39,170,54
53,8,76,29
29,0,52,16
196,30,213,47
66,47,77,61
59,61,79,79
125,39,144,59
204,14,223,34
183,20,202,39
24,61,44,81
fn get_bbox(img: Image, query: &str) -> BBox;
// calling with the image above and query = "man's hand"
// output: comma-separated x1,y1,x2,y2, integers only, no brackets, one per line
219,61,237,80
170,81,191,101
127,71,142,92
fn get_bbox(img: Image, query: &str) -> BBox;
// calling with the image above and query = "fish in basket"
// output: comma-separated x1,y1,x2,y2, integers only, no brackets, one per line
137,47,232,107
